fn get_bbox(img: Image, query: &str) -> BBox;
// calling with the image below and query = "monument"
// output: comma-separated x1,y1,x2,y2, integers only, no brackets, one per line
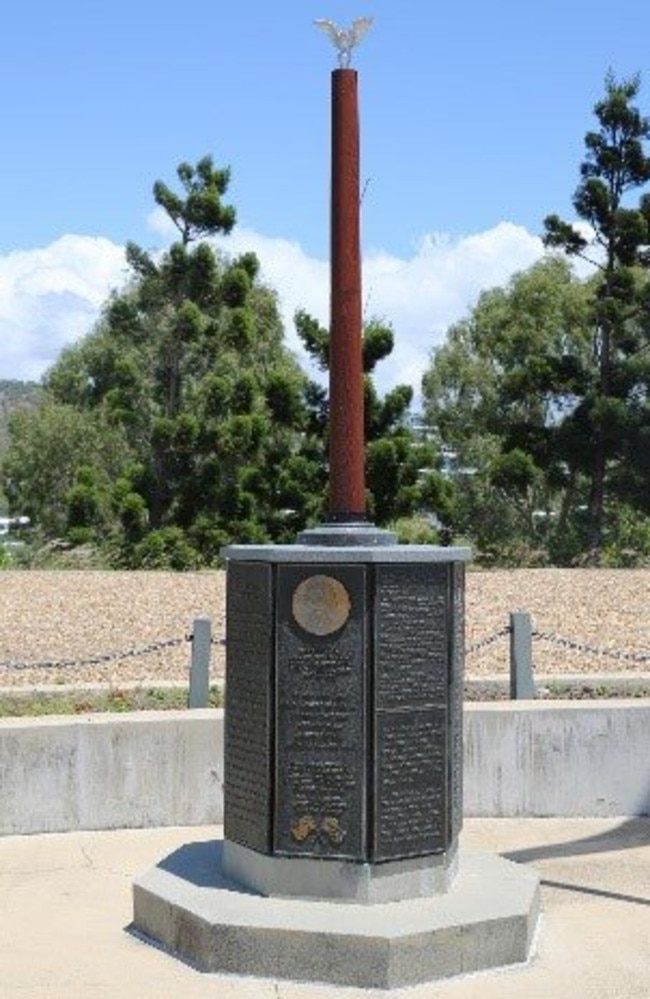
132,18,540,989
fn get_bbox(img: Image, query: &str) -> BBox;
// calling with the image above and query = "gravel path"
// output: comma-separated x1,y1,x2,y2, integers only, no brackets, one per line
0,568,648,688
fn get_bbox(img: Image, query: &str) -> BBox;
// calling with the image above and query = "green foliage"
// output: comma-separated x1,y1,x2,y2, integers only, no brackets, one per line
601,502,650,566
3,402,130,539
424,68,650,568
295,311,451,528
389,515,440,545
152,155,236,245
423,257,595,563
0,685,223,718
543,72,650,555
0,380,41,455
2,156,315,565
131,527,201,570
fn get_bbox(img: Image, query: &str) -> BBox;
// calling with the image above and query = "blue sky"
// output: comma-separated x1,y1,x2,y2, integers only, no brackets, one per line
2,0,650,390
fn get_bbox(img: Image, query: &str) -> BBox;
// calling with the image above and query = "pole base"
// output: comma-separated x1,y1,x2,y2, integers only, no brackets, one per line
297,521,397,546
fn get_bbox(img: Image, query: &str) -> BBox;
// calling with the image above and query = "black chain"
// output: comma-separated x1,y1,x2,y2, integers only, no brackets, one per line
466,626,511,655
2,622,647,670
532,630,650,664
0,636,188,672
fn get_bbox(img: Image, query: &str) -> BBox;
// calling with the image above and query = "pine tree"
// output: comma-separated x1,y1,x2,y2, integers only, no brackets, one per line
544,73,650,557
31,157,310,564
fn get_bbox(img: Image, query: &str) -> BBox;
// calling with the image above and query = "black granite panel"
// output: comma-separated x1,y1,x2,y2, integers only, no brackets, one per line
274,564,367,860
224,561,274,854
373,707,447,860
449,561,465,841
374,564,449,710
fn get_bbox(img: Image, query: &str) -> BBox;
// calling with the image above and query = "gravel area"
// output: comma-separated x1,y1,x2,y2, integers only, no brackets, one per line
0,571,226,689
0,568,648,689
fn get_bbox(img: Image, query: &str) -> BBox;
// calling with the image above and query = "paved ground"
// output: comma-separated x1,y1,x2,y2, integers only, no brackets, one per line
1,818,648,998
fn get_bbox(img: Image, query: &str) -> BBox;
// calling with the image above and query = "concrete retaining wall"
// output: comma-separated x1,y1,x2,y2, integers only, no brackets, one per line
464,701,650,818
1,702,648,835
0,710,224,835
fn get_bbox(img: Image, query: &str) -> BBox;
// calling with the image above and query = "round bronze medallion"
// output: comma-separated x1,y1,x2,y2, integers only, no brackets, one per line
291,574,351,636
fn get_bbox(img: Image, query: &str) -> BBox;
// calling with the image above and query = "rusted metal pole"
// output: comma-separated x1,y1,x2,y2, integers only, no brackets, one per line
328,68,366,522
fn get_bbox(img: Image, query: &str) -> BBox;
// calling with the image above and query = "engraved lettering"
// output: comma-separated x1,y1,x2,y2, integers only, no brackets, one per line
375,564,449,709
374,708,447,860
224,562,273,853
275,563,366,859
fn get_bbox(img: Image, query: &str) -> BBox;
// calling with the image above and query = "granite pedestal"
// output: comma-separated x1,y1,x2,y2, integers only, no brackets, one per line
221,543,468,899
132,540,540,986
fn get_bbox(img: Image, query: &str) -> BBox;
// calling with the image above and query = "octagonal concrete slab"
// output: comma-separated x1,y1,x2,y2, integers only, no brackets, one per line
132,839,540,989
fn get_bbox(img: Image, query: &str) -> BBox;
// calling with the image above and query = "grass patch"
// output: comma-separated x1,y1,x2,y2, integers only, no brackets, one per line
0,685,223,718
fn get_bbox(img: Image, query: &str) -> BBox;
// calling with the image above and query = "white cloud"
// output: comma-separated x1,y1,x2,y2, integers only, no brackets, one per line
0,221,545,394
0,236,127,381
217,221,545,398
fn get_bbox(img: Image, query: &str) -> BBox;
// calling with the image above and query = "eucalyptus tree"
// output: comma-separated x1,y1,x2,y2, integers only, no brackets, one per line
422,257,595,562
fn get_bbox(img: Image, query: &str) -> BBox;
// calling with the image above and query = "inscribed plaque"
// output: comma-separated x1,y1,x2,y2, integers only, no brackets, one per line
448,561,465,841
373,707,447,860
224,561,273,854
274,564,367,859
374,564,449,710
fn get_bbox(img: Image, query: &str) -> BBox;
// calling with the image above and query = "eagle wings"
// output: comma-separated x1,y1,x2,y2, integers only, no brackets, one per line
314,17,373,68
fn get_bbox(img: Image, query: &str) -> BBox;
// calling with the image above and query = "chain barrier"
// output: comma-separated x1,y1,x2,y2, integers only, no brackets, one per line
1,621,647,670
466,626,511,656
532,630,650,665
0,636,188,673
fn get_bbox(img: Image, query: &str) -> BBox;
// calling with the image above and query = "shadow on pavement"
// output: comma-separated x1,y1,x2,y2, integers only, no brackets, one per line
502,817,650,864
540,878,650,908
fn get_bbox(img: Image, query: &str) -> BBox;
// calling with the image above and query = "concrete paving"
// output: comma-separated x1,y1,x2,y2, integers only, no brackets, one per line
0,818,648,998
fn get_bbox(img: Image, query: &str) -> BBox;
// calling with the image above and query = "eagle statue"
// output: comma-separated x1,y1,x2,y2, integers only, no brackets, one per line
314,17,373,68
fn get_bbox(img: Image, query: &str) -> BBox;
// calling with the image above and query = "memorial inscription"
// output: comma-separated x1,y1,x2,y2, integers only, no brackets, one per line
373,563,453,861
224,562,274,853
274,564,367,859
449,561,465,841
374,564,449,709
374,708,447,860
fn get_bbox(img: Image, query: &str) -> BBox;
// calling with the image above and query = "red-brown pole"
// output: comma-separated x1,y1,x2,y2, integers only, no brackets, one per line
328,68,366,522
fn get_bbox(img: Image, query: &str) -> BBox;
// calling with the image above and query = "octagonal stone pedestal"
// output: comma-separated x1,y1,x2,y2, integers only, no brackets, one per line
132,839,540,990
132,539,540,987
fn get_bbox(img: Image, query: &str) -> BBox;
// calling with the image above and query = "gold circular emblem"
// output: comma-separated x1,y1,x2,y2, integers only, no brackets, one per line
292,575,351,636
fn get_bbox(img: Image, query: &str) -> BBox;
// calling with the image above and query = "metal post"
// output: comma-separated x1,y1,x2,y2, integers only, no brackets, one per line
510,611,535,699
328,68,366,522
189,617,211,708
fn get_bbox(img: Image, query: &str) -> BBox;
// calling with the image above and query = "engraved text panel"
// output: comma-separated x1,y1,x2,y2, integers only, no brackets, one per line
374,564,449,710
224,561,273,853
373,707,447,860
274,564,366,859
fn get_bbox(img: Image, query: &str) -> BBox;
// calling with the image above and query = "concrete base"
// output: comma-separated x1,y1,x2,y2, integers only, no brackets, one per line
132,840,540,989
221,838,458,902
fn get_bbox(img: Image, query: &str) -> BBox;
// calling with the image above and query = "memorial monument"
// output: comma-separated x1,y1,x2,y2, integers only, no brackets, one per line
132,19,540,989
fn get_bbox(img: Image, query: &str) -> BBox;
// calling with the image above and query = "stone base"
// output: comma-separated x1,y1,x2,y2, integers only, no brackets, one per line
221,838,458,903
131,839,540,989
